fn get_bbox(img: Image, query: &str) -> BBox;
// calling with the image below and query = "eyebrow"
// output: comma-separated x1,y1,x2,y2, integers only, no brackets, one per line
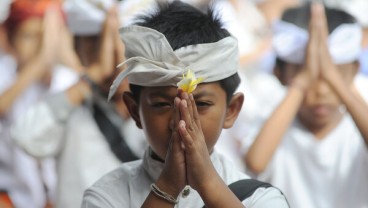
193,91,216,99
147,91,175,100
147,90,216,100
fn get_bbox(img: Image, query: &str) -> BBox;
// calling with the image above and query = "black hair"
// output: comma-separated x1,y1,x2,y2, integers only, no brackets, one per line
129,1,240,103
275,3,358,69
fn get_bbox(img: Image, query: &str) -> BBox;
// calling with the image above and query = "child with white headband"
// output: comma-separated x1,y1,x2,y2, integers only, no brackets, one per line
243,3,368,208
82,1,289,207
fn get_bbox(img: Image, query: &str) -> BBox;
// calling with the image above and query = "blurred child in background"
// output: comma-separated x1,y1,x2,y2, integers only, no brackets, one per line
0,0,78,207
243,3,368,208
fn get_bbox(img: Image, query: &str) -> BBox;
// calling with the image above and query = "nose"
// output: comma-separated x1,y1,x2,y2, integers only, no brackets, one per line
313,79,331,97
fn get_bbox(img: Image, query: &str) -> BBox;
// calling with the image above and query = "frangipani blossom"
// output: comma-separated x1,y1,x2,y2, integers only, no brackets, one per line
177,69,205,93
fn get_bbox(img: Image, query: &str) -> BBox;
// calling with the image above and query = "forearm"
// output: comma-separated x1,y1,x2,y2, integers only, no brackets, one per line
198,174,244,208
245,86,304,173
329,74,368,144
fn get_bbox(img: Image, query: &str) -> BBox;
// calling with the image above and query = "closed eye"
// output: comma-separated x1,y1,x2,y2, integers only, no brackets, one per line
151,102,172,108
195,101,212,108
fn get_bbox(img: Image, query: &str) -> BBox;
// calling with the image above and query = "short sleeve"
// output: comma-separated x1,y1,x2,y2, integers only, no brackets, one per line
81,190,114,208
243,187,289,208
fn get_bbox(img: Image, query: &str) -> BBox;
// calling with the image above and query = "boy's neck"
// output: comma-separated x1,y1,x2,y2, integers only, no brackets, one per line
299,111,344,140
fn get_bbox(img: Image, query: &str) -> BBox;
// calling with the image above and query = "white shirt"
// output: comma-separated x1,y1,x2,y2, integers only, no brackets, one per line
0,54,77,208
12,91,147,208
82,148,289,208
242,74,368,208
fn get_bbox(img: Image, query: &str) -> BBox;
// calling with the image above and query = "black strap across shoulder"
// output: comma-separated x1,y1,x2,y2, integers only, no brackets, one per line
228,179,272,200
92,103,139,163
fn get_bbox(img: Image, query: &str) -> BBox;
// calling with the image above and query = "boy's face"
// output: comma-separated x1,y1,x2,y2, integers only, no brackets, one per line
11,17,43,65
125,82,242,160
276,62,358,129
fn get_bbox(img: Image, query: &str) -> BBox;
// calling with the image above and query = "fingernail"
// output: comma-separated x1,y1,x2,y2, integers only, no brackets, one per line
182,100,187,108
180,121,186,129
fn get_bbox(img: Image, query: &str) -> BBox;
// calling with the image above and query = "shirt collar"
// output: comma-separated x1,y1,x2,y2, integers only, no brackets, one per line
142,147,223,182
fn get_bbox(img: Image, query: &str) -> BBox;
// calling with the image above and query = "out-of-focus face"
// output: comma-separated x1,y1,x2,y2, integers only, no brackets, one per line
277,62,358,130
132,83,231,160
11,17,43,65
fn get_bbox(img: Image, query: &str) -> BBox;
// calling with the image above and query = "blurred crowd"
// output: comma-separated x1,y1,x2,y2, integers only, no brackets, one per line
0,0,367,208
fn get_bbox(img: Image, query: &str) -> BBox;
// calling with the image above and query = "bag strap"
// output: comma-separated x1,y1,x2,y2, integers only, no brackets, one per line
228,179,272,201
92,102,139,163
202,179,272,208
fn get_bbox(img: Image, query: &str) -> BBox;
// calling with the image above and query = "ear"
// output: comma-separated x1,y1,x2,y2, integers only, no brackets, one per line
122,92,142,129
223,92,244,129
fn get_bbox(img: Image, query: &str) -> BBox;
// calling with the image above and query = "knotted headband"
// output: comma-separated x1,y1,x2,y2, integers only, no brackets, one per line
108,25,239,100
272,20,362,65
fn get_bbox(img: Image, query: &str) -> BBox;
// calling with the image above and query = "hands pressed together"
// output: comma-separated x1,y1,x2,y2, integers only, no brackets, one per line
156,90,218,198
38,4,124,83
141,89,245,208
292,3,342,94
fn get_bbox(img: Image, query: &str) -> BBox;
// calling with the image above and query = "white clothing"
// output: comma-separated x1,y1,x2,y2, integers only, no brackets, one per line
216,69,285,171
63,0,116,35
242,74,368,208
214,0,269,57
82,148,289,208
0,54,77,208
12,92,146,208
118,0,158,27
0,0,11,23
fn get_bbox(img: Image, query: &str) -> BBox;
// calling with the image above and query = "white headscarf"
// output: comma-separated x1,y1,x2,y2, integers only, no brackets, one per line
273,20,362,64
108,25,239,100
63,0,115,35
0,0,12,23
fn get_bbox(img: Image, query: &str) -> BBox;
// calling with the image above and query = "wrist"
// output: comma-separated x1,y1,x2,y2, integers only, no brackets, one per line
290,76,309,95
156,176,182,198
150,183,179,205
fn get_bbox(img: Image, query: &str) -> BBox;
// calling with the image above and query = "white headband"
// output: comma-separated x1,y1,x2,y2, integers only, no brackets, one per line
63,0,115,35
108,25,239,100
272,20,362,65
0,0,12,23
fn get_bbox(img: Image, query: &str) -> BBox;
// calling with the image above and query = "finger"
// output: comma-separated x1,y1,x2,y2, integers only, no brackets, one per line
317,4,329,41
174,97,181,127
167,98,184,160
307,3,320,55
304,3,320,72
181,92,194,120
174,97,186,150
179,99,196,134
190,94,201,129
165,129,184,163
315,4,333,69
178,120,194,150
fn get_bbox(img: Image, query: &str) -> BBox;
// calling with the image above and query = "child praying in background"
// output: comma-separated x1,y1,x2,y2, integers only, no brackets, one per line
243,3,368,208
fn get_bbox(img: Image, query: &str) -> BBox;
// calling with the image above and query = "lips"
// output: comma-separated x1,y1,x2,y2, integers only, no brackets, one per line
311,104,331,117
